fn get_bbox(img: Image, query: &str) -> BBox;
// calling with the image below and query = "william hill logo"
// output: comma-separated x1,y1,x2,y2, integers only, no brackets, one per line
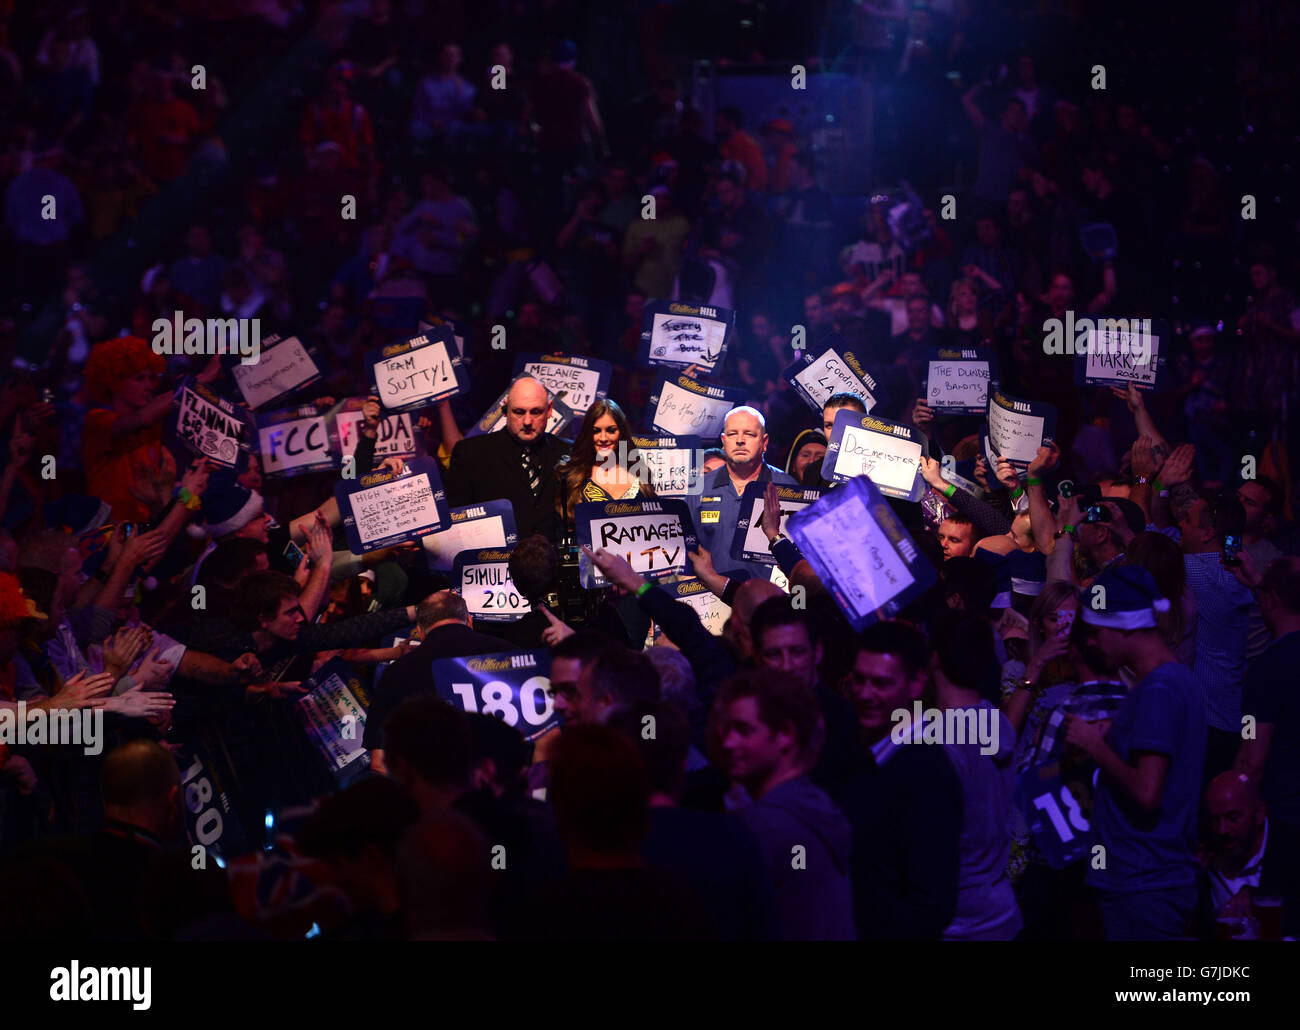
452,506,486,522
467,655,536,673
668,303,698,315
607,503,643,515
478,549,511,561
383,336,426,358
678,581,706,595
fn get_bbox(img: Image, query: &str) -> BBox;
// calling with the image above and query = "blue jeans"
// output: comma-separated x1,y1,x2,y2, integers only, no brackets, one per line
1097,885,1197,940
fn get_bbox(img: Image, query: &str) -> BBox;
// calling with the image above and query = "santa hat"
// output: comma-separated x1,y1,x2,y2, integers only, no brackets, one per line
1080,565,1170,630
1007,549,1046,600
193,482,264,540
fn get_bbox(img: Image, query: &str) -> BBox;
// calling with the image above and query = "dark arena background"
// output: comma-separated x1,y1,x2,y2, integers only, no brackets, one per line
0,0,1296,1013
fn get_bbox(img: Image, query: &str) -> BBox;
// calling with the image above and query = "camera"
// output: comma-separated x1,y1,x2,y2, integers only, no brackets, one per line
1222,533,1243,567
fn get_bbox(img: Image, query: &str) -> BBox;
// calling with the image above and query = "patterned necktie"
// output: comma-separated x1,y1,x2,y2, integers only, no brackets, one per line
520,445,541,499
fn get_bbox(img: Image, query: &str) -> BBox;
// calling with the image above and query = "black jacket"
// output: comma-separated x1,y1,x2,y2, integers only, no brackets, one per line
362,622,514,750
443,430,570,543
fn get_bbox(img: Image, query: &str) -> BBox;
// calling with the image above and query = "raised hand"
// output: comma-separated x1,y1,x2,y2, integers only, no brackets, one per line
1110,383,1145,414
306,512,334,563
1056,494,1082,533
911,399,935,429
687,544,717,579
179,457,212,498
232,652,265,682
51,670,116,709
1130,435,1159,478
121,527,169,570
918,455,947,491
581,545,643,594
1157,443,1196,487
1027,441,1060,477
995,457,1020,492
105,690,177,721
133,646,175,690
103,626,152,677
759,481,783,541
540,605,576,647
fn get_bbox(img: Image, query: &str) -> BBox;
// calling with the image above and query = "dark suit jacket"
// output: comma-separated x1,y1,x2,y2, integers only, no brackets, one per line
444,430,571,543
362,622,514,750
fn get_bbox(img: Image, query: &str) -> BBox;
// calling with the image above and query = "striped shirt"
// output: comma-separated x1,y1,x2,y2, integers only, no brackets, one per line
1183,552,1256,732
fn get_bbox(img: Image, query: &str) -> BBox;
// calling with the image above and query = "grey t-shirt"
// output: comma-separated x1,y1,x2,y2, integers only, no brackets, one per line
941,701,1024,940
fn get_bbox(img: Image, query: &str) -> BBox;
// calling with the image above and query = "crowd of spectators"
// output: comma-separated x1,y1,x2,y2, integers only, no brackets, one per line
0,0,1297,941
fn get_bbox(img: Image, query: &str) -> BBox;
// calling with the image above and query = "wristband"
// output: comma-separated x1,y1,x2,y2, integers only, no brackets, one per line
1010,486,1024,501
175,486,202,511
635,581,653,598
1025,477,1042,487
942,483,957,499
1062,523,1076,536
1153,479,1164,493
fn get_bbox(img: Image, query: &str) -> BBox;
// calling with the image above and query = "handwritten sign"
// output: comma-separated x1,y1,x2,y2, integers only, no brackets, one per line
923,347,995,413
327,397,418,462
433,650,556,742
367,328,469,413
627,434,703,497
420,500,518,572
787,476,937,631
646,372,745,439
467,386,578,440
662,578,732,636
229,334,324,410
513,353,611,417
731,482,823,566
986,389,1057,468
452,547,531,622
1075,320,1166,391
639,300,734,375
335,456,450,554
574,498,697,588
824,408,925,501
783,333,880,413
172,380,253,471
257,405,333,478
295,658,371,787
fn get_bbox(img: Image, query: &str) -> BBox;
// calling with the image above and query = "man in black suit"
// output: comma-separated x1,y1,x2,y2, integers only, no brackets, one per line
365,591,513,772
444,376,571,542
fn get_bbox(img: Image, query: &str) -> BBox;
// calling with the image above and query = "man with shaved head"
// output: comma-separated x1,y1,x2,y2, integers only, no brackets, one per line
687,405,797,583
1202,772,1270,922
444,375,572,541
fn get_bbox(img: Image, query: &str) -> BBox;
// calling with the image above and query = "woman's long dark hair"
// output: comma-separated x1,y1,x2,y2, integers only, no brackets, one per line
556,398,655,524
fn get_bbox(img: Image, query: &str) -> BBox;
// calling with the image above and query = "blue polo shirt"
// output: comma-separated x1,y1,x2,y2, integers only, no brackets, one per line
1086,661,1206,894
686,463,797,582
